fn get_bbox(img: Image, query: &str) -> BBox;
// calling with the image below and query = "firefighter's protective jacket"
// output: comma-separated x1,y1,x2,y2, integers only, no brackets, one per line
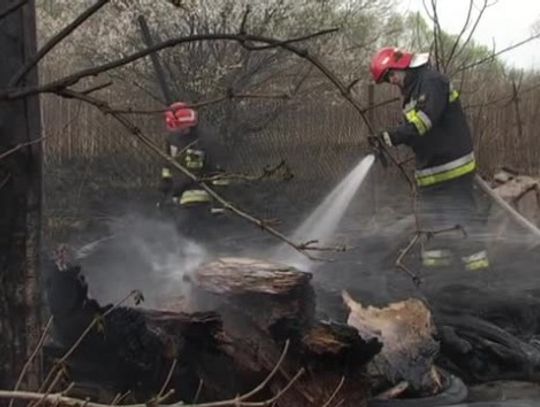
388,66,475,187
161,126,229,207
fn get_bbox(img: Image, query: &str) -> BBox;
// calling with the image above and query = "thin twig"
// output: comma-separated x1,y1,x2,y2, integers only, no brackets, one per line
373,381,409,400
430,0,445,70
321,376,345,407
297,240,348,253
199,161,292,183
109,92,289,115
61,383,75,396
80,81,114,95
244,28,339,50
110,393,121,405
0,0,28,21
239,5,251,35
9,317,54,407
464,81,540,110
0,340,301,407
450,0,490,68
156,390,175,404
234,340,290,402
39,291,140,393
454,32,540,74
32,368,64,407
243,368,304,407
395,224,467,286
112,391,131,405
444,0,474,70
395,233,422,286
193,380,204,404
0,137,44,161
0,174,11,191
157,359,177,399
8,0,111,86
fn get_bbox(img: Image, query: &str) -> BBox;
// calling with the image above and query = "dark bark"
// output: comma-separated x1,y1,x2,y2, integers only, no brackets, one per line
190,257,381,406
0,0,42,389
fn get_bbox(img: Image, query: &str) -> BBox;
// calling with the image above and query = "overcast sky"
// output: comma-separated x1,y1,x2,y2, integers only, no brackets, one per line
398,0,540,70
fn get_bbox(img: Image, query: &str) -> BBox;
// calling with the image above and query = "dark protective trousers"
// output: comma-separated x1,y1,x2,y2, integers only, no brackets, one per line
418,173,490,271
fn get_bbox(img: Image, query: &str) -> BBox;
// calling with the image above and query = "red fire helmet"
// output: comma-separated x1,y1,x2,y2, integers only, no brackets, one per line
165,102,198,132
370,47,429,84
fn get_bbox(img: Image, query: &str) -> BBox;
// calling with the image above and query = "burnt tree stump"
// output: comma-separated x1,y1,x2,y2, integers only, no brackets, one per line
188,257,381,406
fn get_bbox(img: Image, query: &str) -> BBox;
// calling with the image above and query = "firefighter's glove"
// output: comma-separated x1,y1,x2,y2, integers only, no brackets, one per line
367,132,391,168
368,131,392,149
378,131,393,147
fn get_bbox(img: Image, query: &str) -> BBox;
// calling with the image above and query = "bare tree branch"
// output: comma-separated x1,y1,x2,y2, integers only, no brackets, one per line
0,174,11,191
9,317,54,407
444,0,474,70
243,28,339,51
0,0,28,21
56,88,330,259
464,80,540,109
107,92,290,115
321,376,345,407
79,81,114,95
157,359,177,400
2,25,411,187
193,380,204,404
238,5,251,35
511,79,524,140
2,30,337,100
395,233,422,286
454,32,540,74
450,0,491,67
430,0,445,70
39,290,141,394
0,340,303,407
0,137,44,161
9,0,112,86
2,23,413,203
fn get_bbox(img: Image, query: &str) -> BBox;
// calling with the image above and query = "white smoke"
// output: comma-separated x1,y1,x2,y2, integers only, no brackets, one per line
80,213,208,308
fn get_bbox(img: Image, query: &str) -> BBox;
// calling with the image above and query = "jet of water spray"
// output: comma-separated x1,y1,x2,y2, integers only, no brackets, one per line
272,154,376,271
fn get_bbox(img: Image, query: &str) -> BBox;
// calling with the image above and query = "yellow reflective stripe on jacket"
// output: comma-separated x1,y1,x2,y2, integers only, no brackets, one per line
185,159,204,170
184,148,205,169
211,178,230,186
179,189,211,205
161,168,172,178
462,250,489,271
423,258,452,267
422,249,453,267
465,258,490,271
405,109,430,135
449,82,460,103
404,83,459,136
415,152,476,187
449,90,459,103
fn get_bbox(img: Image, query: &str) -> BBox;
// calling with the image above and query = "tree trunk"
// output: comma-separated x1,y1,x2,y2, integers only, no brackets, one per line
0,0,42,389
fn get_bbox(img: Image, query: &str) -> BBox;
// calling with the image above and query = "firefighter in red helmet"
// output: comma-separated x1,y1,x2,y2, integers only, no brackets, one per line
160,102,228,216
369,47,490,273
